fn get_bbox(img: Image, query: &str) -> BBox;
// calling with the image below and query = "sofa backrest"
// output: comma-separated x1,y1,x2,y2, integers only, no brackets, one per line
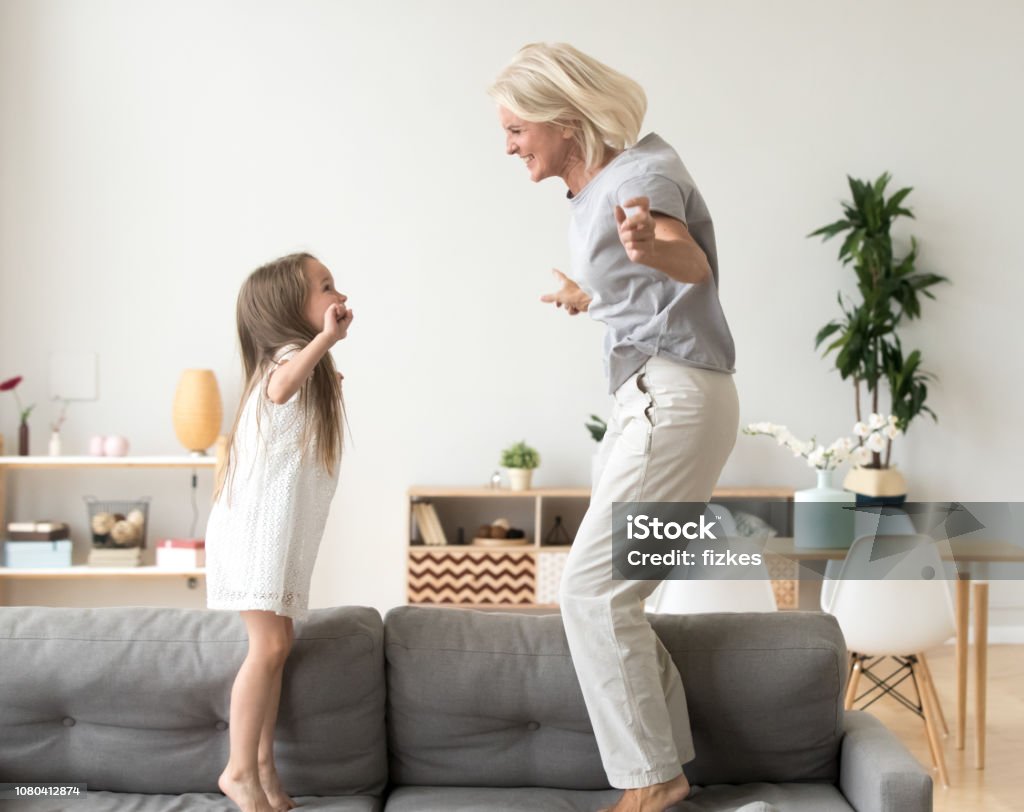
384,606,846,788
0,605,387,797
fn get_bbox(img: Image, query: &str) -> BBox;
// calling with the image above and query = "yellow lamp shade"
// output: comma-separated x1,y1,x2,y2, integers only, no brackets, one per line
172,369,223,454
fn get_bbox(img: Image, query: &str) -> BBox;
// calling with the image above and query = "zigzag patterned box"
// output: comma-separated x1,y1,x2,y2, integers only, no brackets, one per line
408,548,536,605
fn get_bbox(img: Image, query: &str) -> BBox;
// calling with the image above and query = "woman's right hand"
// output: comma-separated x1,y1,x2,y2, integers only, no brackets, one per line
540,269,592,316
322,303,354,343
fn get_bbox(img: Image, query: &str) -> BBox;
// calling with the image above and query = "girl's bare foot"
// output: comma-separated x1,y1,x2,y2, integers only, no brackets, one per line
218,767,276,812
604,772,692,812
259,764,297,811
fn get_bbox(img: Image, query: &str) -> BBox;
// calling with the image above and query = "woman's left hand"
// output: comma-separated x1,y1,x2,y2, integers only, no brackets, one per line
614,196,657,265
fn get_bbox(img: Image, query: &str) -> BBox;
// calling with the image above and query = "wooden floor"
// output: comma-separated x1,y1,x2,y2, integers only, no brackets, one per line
862,644,1023,812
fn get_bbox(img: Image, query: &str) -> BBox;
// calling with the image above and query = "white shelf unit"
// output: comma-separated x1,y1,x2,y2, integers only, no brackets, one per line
0,435,222,605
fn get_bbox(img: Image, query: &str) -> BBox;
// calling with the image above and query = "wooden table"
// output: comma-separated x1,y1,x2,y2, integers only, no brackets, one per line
767,537,1024,770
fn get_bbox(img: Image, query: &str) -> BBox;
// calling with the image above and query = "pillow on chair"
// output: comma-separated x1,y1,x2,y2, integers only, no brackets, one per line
732,510,779,538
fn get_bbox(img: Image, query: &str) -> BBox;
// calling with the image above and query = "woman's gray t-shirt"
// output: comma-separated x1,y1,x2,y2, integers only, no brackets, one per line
568,133,736,393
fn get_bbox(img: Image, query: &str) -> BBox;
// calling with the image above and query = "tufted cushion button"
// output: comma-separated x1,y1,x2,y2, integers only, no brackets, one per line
526,721,540,731
215,720,228,731
62,717,75,727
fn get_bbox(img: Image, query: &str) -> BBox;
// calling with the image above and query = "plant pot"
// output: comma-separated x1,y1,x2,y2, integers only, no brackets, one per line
794,468,856,549
507,468,533,492
843,466,907,507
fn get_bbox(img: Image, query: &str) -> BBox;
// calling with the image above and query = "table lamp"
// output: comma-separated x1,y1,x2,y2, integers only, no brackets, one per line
172,369,223,456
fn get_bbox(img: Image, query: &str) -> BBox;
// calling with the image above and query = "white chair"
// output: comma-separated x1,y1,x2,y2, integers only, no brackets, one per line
822,532,957,787
645,504,778,614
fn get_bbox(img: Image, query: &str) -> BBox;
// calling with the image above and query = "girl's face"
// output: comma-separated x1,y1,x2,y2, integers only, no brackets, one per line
499,106,578,184
303,259,348,332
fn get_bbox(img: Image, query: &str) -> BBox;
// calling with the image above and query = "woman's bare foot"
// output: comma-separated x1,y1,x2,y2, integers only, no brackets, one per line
259,764,297,811
218,767,276,812
605,772,692,812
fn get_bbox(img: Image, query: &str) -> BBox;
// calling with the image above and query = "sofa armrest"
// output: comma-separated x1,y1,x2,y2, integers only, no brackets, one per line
839,711,932,812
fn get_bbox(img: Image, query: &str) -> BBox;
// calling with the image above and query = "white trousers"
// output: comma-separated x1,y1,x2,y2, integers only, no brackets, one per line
560,357,739,788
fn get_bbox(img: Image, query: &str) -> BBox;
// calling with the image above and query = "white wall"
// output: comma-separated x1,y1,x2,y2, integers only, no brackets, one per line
2,1,1022,624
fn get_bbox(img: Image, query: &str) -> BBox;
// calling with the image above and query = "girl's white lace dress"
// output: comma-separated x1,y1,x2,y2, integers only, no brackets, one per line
206,347,339,620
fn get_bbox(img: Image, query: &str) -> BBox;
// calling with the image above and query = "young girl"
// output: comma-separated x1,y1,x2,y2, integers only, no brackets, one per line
206,252,353,812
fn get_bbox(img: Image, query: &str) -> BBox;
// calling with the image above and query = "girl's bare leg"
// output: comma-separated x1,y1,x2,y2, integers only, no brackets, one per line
218,611,291,812
258,618,296,811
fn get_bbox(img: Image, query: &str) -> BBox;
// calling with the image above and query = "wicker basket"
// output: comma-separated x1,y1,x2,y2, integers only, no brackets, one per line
84,496,151,549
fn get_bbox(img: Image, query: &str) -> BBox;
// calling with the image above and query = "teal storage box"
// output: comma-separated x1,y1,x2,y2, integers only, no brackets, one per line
3,540,73,568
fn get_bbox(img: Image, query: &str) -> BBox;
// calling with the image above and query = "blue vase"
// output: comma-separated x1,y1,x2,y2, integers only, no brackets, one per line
794,469,856,549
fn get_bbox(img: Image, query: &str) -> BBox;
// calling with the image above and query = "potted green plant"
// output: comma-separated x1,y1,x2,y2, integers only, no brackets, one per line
500,440,540,491
809,172,949,503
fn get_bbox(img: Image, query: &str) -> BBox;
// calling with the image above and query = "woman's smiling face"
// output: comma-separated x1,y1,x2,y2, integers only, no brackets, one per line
499,107,578,184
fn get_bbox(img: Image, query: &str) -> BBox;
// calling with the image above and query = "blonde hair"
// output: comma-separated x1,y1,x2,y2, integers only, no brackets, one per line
213,252,344,502
488,42,647,170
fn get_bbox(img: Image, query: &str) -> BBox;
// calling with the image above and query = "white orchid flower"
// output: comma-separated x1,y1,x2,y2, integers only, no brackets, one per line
853,422,869,438
866,432,887,452
868,413,886,430
852,446,873,466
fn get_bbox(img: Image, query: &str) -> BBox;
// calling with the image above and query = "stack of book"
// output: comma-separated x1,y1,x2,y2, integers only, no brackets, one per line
88,546,142,567
4,522,73,568
411,501,448,546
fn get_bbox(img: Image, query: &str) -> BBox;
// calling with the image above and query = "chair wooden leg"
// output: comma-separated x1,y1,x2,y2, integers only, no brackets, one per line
845,656,863,710
913,659,950,788
918,651,949,736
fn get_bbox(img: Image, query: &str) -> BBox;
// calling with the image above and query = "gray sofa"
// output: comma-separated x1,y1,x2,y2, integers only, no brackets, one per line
0,605,931,811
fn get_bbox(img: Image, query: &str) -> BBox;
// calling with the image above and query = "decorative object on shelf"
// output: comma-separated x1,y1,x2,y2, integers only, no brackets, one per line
472,518,529,546
473,537,530,548
809,173,949,506
84,496,150,549
102,435,130,457
172,369,223,456
3,539,73,568
1,375,35,456
7,521,70,541
5,522,73,568
155,538,206,568
89,435,105,456
490,470,502,489
87,546,142,567
500,440,540,491
48,396,71,457
544,515,572,545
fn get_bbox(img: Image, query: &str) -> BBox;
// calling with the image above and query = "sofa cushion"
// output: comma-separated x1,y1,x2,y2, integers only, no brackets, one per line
381,783,851,811
651,611,846,785
0,606,387,797
9,792,382,811
384,607,845,788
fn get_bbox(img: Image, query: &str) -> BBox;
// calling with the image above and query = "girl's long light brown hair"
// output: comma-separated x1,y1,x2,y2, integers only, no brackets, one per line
213,252,344,502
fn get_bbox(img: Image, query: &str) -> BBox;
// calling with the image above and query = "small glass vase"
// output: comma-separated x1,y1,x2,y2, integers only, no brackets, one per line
48,431,62,457
794,468,855,549
18,419,29,456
